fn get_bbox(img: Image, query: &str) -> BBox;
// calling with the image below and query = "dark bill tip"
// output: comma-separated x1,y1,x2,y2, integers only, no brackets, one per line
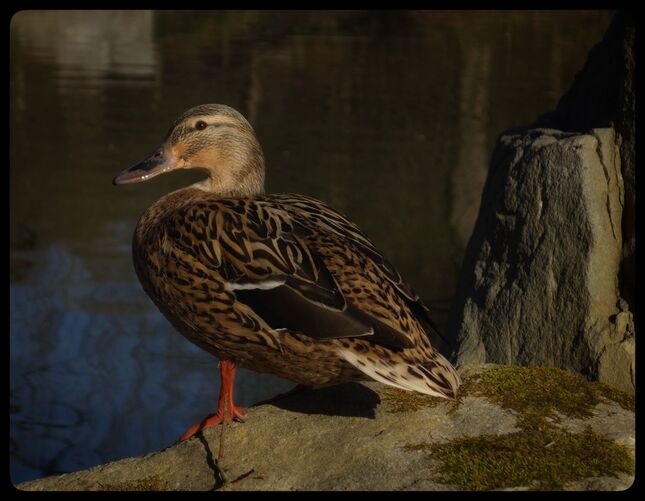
113,147,175,186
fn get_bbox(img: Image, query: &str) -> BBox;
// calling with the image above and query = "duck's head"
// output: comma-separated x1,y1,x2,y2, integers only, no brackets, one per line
113,104,265,196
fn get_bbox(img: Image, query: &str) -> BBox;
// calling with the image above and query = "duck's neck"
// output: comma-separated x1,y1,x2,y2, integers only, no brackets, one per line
192,173,265,197
191,147,266,198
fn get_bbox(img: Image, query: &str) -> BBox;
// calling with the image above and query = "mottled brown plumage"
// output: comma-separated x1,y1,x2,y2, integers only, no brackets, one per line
114,104,460,440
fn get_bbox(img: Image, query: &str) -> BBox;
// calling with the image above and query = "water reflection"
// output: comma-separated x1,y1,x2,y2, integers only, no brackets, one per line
10,10,613,484
10,236,293,481
11,11,157,92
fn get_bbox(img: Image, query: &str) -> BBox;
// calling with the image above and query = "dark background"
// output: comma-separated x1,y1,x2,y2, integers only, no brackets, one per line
10,10,613,483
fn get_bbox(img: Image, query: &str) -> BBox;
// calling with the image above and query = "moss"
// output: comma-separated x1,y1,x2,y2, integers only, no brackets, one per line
381,387,444,413
403,366,635,490
595,384,635,413
97,475,168,491
381,365,634,418
460,365,634,420
405,420,633,490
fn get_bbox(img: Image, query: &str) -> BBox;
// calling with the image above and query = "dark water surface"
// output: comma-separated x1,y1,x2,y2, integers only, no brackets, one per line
10,10,612,483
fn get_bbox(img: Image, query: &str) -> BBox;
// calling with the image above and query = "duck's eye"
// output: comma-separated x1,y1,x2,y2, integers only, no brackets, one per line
195,120,208,131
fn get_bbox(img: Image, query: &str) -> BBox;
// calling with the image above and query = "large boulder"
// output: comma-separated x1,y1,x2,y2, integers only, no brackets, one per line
448,12,634,393
535,12,635,312
16,365,634,491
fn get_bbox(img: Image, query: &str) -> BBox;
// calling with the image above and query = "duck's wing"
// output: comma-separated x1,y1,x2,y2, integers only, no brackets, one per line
274,194,452,352
168,197,432,351
272,195,422,302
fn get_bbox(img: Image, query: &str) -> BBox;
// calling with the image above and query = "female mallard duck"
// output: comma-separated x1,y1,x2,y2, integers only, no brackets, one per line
114,104,460,443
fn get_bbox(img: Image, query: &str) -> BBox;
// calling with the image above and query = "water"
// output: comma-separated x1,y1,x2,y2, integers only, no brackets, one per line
10,10,613,484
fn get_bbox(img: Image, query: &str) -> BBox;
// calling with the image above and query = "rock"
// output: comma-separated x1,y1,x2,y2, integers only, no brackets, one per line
448,13,634,393
16,365,634,491
451,129,625,373
535,12,635,311
598,337,635,393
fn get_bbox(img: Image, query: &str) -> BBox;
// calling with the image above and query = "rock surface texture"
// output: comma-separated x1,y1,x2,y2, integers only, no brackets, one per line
448,12,635,393
17,365,634,491
536,12,635,312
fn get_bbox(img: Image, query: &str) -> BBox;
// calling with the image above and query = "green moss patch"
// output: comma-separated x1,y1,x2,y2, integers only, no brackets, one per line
595,384,635,413
98,475,168,491
406,419,633,490
381,387,444,413
460,365,634,420
403,366,634,490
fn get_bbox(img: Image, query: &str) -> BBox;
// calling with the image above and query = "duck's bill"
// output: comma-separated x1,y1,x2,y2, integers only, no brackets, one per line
113,147,177,185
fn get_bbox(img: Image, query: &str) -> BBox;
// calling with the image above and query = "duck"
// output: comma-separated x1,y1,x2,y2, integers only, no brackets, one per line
113,104,461,445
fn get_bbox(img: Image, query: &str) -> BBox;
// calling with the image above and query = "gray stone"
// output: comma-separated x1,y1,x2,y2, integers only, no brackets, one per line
16,380,516,492
448,13,634,392
535,12,635,310
598,337,635,393
16,365,634,492
450,128,629,387
560,401,635,449
561,475,634,492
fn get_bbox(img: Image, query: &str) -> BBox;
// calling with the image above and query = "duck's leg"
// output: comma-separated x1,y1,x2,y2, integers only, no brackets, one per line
177,360,247,444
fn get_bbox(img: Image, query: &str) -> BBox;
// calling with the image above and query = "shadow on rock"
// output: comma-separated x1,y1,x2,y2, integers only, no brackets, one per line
265,382,380,419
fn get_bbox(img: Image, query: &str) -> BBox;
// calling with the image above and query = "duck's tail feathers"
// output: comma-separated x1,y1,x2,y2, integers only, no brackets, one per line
339,349,461,399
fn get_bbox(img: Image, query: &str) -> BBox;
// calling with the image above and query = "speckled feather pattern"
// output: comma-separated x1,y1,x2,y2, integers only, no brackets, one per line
133,187,460,398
